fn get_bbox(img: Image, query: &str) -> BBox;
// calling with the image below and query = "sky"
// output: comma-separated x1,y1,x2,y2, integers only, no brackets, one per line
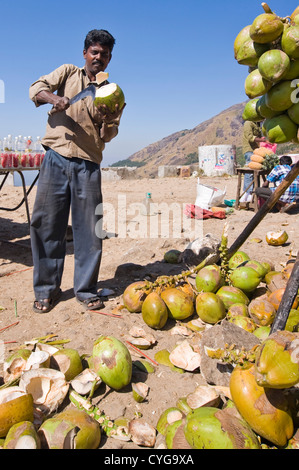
0,0,298,167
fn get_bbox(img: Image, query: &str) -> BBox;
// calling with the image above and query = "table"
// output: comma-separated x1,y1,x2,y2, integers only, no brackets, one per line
235,167,268,212
0,169,40,227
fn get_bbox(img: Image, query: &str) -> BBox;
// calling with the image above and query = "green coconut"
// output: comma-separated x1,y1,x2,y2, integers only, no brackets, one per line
38,408,101,449
263,114,298,143
92,336,132,390
228,251,250,269
288,101,299,124
230,266,261,293
234,25,251,59
254,331,299,389
227,303,249,318
247,298,276,327
291,6,299,24
141,291,168,329
195,264,224,293
0,393,34,438
245,69,272,99
254,325,271,340
281,25,299,59
216,286,250,310
51,348,83,382
285,309,299,332
184,406,261,449
242,99,263,122
243,259,268,278
250,13,284,44
195,292,226,324
3,421,40,449
256,95,282,119
283,59,299,79
160,288,194,321
237,39,269,67
94,83,125,112
258,49,291,83
228,315,257,333
265,80,294,112
123,281,151,313
163,249,181,264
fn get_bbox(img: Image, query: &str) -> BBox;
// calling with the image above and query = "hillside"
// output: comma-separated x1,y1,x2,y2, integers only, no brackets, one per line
112,101,299,177
117,101,247,177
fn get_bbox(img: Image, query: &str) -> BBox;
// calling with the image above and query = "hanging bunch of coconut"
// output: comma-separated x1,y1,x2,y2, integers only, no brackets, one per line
235,3,299,144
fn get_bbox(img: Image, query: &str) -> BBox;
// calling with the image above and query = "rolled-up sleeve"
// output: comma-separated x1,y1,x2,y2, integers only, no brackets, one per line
29,64,73,107
244,121,257,144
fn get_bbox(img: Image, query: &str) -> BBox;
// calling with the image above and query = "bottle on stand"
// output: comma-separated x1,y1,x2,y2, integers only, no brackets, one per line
141,192,156,216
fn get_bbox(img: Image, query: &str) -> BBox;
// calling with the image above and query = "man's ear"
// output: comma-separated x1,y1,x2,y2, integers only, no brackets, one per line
83,49,87,59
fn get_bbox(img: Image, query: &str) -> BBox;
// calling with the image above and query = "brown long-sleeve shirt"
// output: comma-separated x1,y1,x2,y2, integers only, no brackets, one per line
242,120,262,155
29,64,120,164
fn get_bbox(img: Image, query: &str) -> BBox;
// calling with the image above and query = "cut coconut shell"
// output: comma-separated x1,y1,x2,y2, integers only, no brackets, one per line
19,368,69,415
169,340,201,372
156,408,185,436
186,385,220,409
125,326,156,349
132,382,149,402
128,419,156,447
266,230,289,246
51,348,83,381
70,368,102,395
3,349,32,383
39,408,101,449
3,421,40,449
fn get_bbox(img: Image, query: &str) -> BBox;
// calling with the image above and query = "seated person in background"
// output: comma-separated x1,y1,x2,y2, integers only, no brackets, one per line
255,155,299,213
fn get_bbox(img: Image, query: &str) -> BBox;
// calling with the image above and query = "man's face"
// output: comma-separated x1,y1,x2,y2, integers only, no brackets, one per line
83,43,112,78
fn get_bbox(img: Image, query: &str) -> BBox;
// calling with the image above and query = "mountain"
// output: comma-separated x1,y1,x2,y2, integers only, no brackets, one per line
115,101,248,177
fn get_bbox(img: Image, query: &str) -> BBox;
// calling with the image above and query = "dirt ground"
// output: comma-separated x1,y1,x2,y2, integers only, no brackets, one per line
0,173,298,449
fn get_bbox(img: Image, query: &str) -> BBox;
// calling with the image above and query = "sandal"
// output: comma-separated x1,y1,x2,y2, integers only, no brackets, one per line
33,289,62,314
77,296,104,311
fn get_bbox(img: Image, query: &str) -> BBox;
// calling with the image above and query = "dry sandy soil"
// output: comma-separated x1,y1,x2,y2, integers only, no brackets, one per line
0,173,298,449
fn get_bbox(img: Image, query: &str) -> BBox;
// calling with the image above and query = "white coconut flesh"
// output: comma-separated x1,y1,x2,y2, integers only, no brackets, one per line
25,351,50,371
14,435,38,449
0,387,26,404
19,369,69,413
96,83,118,98
71,369,101,395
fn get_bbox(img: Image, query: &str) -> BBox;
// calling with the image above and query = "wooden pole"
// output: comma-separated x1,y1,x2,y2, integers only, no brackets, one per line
228,160,299,259
270,253,299,333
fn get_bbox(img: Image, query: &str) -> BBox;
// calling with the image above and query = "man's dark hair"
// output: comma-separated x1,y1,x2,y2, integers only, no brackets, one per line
84,29,115,52
279,155,293,166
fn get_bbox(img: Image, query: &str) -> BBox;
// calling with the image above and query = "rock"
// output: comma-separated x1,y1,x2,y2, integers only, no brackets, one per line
199,321,261,386
179,234,220,266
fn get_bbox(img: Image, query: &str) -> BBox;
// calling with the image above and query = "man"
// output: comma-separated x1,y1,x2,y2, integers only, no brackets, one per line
255,155,299,212
241,120,266,202
29,29,125,313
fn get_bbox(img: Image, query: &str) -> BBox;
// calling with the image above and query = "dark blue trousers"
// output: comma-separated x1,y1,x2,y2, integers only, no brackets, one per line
30,148,103,302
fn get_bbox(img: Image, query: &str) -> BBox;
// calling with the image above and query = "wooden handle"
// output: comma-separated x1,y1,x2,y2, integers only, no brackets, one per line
228,161,299,258
270,252,299,333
